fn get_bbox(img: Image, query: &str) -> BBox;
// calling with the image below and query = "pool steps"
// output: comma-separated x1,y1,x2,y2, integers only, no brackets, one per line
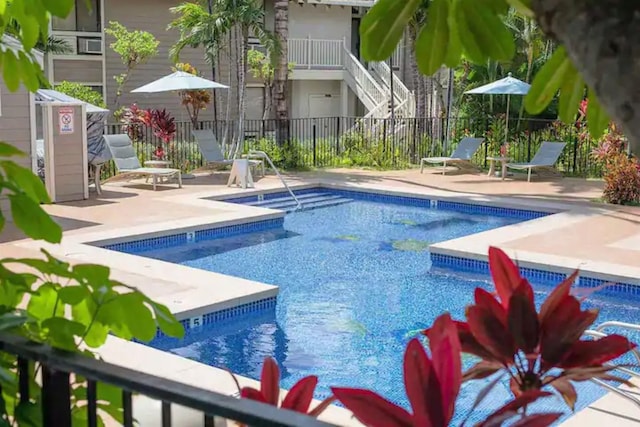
243,191,352,212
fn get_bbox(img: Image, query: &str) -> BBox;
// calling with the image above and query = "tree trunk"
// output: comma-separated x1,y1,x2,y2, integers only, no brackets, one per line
263,84,274,120
531,0,640,153
274,0,289,145
235,27,248,158
222,33,233,153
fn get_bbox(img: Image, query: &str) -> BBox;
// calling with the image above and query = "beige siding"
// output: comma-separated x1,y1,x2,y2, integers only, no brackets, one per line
49,106,86,202
104,0,216,122
0,82,33,220
53,59,103,84
103,0,272,123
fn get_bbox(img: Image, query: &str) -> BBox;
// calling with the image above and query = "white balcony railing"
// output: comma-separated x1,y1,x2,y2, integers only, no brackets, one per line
288,38,344,69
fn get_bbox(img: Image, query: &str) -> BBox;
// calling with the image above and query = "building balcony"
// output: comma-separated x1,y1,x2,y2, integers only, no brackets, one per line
284,37,402,75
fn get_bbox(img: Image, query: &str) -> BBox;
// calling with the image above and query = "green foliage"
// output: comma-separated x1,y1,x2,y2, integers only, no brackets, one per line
55,81,106,108
0,3,184,426
247,50,293,85
105,21,159,107
361,0,610,138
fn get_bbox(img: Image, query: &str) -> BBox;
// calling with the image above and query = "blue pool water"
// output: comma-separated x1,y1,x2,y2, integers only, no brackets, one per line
116,196,640,423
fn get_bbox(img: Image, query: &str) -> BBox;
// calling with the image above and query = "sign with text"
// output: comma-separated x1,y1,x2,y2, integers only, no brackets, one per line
58,107,75,134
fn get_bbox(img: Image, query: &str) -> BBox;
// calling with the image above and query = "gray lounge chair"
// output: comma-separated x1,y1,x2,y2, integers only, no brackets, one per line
506,141,566,182
103,134,182,191
191,130,264,176
420,137,484,174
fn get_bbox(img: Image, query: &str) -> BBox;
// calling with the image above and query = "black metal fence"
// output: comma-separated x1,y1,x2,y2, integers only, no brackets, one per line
103,116,603,178
0,333,334,427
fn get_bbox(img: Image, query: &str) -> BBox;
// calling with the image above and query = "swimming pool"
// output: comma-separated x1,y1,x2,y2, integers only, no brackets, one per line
108,189,640,424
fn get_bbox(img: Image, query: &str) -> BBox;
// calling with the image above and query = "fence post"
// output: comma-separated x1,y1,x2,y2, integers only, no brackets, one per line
312,120,317,167
335,116,340,156
572,128,578,174
527,123,532,162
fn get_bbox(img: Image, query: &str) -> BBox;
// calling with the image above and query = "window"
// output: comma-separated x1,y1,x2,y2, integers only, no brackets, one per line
52,0,101,32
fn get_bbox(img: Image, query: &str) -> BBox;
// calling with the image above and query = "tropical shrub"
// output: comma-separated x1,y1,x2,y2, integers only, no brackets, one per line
173,63,211,127
55,81,106,108
149,109,177,160
241,247,636,426
592,127,640,205
119,103,151,141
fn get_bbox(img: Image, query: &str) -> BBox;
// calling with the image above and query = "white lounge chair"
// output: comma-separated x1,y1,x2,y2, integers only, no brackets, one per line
103,134,182,191
191,130,264,176
420,137,484,175
506,141,566,182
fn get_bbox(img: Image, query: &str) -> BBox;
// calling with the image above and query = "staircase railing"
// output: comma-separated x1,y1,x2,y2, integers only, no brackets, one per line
368,61,415,117
342,44,388,114
248,150,302,210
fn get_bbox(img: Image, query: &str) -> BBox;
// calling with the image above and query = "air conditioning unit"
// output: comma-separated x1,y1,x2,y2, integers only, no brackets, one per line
79,38,102,55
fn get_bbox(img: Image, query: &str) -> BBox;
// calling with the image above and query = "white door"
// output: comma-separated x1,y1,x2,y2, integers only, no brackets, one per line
308,94,341,142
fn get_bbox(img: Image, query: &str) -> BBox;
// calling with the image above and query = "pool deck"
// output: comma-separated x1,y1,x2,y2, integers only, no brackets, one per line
3,167,640,425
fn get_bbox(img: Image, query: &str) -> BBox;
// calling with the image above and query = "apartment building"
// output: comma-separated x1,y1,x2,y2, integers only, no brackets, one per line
46,0,416,124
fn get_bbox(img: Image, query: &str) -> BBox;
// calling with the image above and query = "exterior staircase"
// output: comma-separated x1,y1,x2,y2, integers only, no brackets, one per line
341,43,415,143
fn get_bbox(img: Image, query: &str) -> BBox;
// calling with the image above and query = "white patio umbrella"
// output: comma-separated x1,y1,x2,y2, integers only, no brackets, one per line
131,71,229,179
131,71,229,93
464,73,531,145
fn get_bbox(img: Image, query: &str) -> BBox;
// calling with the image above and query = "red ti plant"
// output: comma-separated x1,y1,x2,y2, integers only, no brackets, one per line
456,247,636,410
232,357,335,426
332,314,561,427
149,109,176,160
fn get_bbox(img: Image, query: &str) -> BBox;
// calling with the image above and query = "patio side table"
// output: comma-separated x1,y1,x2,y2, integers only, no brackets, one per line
144,160,172,183
486,156,510,181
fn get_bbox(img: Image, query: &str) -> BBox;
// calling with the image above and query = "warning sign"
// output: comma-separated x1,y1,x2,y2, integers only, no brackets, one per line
58,107,74,134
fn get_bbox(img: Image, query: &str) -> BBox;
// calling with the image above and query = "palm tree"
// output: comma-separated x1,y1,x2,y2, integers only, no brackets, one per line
169,1,232,123
170,0,275,154
273,0,288,145
39,36,72,54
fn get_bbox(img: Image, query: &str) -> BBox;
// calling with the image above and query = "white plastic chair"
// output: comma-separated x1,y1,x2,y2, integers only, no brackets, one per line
191,130,264,176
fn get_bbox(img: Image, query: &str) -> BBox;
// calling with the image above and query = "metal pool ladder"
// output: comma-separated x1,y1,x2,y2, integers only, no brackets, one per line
248,150,303,210
582,321,640,409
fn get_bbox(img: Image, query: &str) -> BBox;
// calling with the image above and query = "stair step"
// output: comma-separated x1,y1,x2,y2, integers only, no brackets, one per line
247,192,334,207
269,197,353,213
259,194,347,210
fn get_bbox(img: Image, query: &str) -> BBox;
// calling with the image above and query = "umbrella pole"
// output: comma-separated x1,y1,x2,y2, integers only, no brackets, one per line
505,94,510,146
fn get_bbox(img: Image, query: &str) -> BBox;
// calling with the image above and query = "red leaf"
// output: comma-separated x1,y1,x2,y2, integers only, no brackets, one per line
467,306,516,364
558,335,636,368
481,391,553,426
550,377,577,410
281,376,318,413
260,357,280,406
331,387,413,427
507,282,540,354
540,297,598,367
474,288,508,326
488,247,522,307
463,360,503,382
240,387,267,403
452,321,499,362
403,338,439,427
539,270,578,325
308,395,337,417
511,413,563,427
426,314,462,424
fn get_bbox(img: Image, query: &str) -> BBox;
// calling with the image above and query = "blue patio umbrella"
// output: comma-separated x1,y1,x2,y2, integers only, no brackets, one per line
464,73,531,145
